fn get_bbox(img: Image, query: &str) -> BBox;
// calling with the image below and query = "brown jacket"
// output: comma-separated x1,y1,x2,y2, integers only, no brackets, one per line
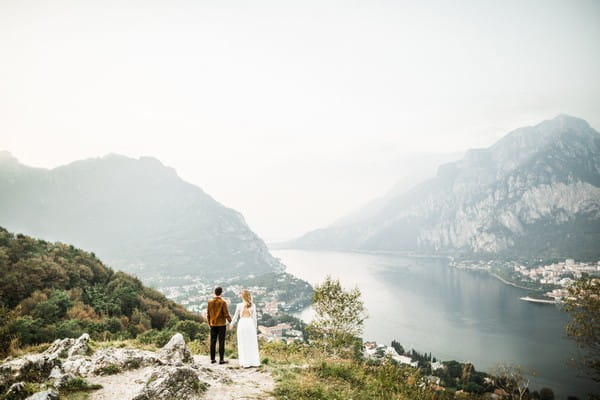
207,296,231,327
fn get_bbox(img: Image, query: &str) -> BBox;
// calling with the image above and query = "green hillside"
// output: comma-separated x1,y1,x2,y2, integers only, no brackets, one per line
0,227,202,355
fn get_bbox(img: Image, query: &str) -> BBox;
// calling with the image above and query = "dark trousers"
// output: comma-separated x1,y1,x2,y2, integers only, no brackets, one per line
210,325,227,361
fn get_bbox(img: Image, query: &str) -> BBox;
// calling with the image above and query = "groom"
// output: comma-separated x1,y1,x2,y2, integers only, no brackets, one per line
207,286,231,364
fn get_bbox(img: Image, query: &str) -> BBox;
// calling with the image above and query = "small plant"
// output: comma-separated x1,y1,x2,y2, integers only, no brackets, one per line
192,380,208,393
96,364,121,376
60,377,103,392
125,359,141,370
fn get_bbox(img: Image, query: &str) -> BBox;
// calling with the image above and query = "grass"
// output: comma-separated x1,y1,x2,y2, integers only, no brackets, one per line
5,340,51,358
2,334,465,400
257,341,467,400
260,341,323,366
62,392,91,400
60,377,103,392
57,377,102,400
271,361,454,400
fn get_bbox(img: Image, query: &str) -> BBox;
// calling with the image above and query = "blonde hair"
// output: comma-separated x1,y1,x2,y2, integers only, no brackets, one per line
241,290,252,308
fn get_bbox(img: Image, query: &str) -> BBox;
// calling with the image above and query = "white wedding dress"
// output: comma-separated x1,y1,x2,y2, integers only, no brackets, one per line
231,302,260,367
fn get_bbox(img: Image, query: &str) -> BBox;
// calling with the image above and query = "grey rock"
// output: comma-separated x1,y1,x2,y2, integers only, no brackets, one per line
24,390,58,400
43,333,90,360
90,347,161,375
5,382,26,400
61,356,93,376
132,366,205,400
52,372,77,389
159,333,192,365
68,333,90,358
0,353,58,389
48,366,61,379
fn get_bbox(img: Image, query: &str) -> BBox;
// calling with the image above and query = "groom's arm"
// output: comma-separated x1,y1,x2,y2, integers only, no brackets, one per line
223,303,232,323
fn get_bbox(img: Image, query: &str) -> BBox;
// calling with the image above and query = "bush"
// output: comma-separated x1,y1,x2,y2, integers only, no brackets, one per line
174,320,209,341
10,316,45,345
60,377,103,392
136,329,173,347
55,319,84,339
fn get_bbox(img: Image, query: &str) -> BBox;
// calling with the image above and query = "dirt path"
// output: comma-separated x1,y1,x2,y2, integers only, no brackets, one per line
88,366,154,400
87,356,275,400
194,355,276,400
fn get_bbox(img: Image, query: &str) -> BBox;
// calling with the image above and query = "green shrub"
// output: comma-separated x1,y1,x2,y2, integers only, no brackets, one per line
174,320,209,341
60,377,103,392
96,364,120,375
56,319,84,339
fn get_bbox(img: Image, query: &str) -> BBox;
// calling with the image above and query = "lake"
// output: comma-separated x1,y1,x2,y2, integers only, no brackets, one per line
272,249,600,399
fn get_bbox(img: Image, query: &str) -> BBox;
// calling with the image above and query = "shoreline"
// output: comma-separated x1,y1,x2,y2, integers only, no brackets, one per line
275,247,553,294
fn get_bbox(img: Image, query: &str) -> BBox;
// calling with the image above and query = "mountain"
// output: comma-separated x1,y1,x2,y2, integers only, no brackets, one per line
0,153,283,279
288,115,600,260
327,152,464,230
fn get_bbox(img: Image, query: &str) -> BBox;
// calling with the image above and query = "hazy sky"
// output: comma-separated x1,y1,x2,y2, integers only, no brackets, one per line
1,0,599,241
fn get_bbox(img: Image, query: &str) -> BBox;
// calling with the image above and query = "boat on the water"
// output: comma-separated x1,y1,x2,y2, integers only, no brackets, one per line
519,296,560,304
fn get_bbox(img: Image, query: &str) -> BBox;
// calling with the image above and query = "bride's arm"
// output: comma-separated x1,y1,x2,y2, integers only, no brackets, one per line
252,305,258,330
230,304,240,327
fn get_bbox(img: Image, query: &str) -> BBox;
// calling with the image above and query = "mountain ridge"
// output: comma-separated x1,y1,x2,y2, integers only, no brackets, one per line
0,153,283,279
286,115,600,260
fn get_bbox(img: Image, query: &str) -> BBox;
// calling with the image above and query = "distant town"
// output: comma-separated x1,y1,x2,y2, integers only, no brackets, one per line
450,258,600,303
152,271,312,343
363,340,500,395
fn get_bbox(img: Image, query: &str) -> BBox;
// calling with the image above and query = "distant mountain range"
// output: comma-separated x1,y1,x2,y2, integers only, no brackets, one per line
0,153,283,279
286,115,600,260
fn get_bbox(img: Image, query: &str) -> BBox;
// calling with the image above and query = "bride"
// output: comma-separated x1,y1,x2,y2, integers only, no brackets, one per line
229,289,260,367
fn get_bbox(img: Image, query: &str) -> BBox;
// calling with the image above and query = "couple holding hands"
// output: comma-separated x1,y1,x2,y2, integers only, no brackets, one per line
206,287,260,368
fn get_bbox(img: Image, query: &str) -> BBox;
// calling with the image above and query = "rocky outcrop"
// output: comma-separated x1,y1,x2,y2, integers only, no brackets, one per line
5,382,26,399
24,390,58,400
44,333,90,359
0,333,232,400
0,333,91,393
132,366,206,400
158,333,193,365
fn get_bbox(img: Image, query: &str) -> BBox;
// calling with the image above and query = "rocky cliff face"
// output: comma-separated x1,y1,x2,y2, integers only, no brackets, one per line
0,153,283,279
290,115,600,259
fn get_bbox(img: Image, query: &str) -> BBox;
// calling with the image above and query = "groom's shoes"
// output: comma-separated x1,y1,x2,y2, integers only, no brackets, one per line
219,360,228,365
210,360,216,364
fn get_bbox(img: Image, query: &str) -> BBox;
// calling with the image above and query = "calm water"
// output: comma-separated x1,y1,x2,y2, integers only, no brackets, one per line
273,249,600,399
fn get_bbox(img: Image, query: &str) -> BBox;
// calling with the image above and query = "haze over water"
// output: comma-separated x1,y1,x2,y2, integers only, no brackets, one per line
273,249,600,399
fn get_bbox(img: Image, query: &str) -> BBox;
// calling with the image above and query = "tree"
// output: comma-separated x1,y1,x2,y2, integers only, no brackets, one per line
307,276,367,358
539,387,555,400
174,320,209,341
391,340,405,355
491,364,531,400
563,276,600,382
